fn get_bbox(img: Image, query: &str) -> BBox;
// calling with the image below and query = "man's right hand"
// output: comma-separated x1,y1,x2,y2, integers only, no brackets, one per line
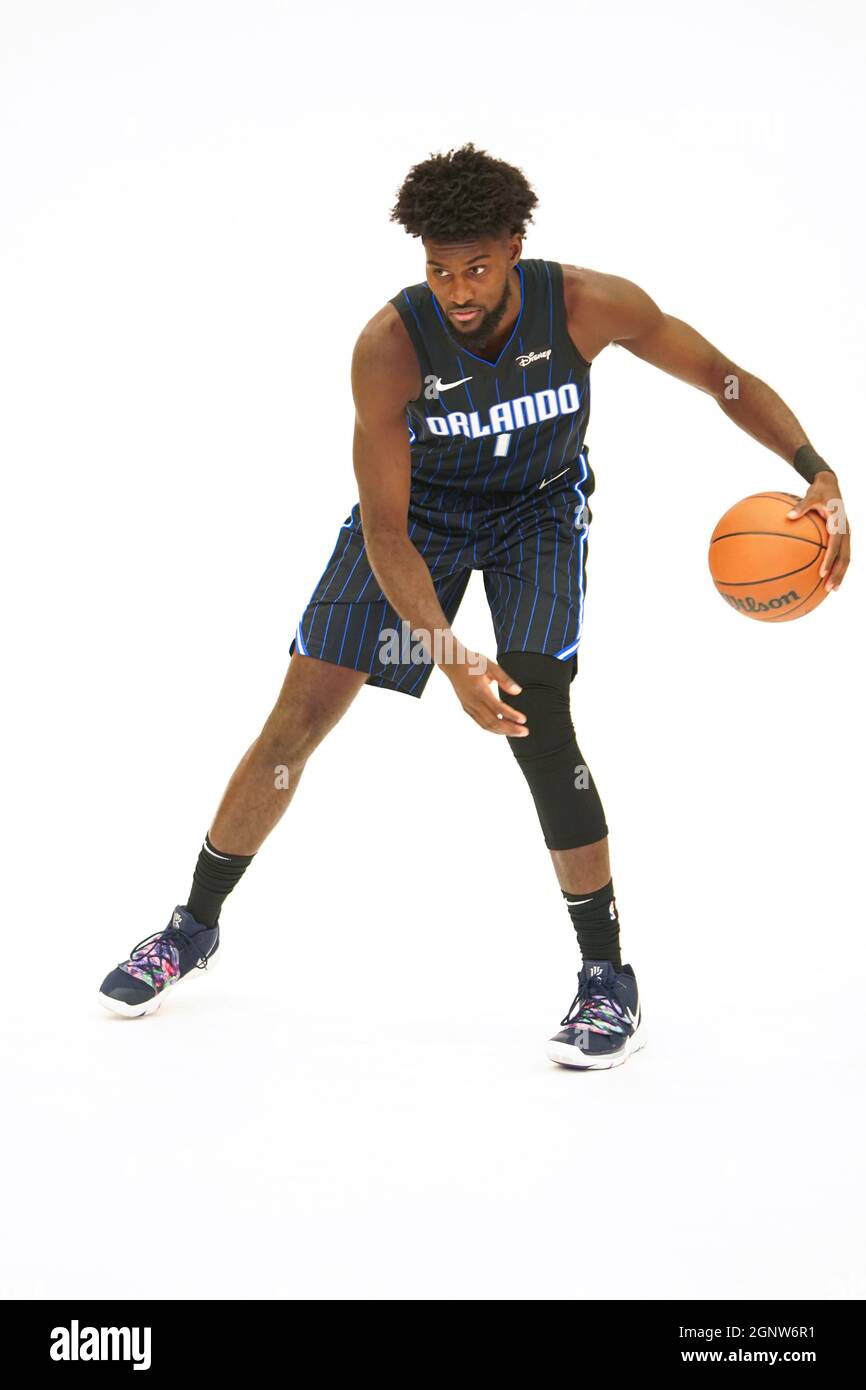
441,645,529,736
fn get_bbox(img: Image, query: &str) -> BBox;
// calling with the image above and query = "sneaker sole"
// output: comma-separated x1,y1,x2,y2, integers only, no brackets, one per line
546,1019,646,1071
97,949,219,1019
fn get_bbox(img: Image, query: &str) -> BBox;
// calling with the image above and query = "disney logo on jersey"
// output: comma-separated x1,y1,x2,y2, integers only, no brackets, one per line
515,348,552,367
423,373,473,400
424,382,582,440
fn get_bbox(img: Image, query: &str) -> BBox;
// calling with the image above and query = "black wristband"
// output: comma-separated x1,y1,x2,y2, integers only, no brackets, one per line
793,444,834,484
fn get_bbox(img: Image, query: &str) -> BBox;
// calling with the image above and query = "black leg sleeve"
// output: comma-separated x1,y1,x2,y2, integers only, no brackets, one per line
497,650,609,851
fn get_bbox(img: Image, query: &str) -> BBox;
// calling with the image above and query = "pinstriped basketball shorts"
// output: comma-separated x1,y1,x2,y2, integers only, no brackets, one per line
289,479,593,699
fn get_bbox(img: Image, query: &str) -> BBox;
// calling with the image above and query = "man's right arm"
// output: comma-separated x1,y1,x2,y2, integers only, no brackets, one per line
350,308,527,734
351,307,456,662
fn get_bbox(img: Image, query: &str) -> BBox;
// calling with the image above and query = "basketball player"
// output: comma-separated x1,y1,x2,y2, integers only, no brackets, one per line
99,144,850,1069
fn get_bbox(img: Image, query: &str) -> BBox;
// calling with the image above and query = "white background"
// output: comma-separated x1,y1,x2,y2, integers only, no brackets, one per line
1,0,864,1300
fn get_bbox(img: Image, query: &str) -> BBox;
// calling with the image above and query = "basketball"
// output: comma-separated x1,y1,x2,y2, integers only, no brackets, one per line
708,492,830,622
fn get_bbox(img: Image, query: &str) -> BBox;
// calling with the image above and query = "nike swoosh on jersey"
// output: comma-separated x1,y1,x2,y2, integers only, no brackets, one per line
436,376,473,392
538,466,570,489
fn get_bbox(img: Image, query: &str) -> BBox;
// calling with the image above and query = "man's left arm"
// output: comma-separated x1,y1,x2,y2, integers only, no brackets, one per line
579,273,850,593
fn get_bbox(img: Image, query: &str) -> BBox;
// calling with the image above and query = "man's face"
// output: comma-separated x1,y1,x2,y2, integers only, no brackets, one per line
423,234,521,352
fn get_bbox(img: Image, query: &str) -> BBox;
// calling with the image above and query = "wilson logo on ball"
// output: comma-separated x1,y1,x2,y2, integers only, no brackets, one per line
722,590,800,614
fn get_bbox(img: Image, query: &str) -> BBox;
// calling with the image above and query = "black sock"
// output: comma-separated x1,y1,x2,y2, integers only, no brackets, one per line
186,834,255,928
562,878,622,970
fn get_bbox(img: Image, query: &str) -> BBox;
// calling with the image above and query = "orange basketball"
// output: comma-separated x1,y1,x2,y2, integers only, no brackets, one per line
708,492,829,622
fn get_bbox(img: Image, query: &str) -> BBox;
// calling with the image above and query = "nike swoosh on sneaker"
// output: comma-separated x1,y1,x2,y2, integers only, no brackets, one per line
436,376,473,392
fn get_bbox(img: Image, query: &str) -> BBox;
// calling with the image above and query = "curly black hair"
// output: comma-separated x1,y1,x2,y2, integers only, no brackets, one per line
390,142,538,242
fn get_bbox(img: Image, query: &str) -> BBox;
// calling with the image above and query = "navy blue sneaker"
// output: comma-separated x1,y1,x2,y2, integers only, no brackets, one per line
546,959,645,1069
98,906,219,1018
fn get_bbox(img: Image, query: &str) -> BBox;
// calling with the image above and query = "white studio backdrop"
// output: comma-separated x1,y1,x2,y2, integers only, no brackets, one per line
1,0,863,1300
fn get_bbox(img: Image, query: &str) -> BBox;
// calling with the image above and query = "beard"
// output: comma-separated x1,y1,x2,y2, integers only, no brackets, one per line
444,273,514,353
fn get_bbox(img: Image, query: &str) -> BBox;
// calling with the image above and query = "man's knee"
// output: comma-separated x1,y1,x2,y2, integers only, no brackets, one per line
498,650,575,758
259,694,334,774
262,653,366,772
496,650,608,850
258,714,316,775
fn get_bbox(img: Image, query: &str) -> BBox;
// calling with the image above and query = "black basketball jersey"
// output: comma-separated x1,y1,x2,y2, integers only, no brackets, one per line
389,258,594,507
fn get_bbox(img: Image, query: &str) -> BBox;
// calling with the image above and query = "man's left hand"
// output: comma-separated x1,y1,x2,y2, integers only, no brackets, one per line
787,473,851,592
